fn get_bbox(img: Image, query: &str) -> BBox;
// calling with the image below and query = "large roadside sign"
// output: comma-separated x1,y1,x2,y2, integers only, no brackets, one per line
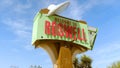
32,12,97,49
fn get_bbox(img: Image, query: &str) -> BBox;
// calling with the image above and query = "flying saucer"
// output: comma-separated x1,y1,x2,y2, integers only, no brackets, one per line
47,1,70,16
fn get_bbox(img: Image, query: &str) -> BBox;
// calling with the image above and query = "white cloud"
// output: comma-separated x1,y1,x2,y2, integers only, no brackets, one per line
0,0,32,14
2,18,33,51
3,18,32,39
67,0,98,19
13,3,31,13
0,0,14,7
1,0,34,51
0,0,34,39
96,43,120,55
84,42,120,68
66,0,119,20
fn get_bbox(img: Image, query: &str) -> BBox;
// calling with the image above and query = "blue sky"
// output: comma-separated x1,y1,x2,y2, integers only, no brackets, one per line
0,0,120,68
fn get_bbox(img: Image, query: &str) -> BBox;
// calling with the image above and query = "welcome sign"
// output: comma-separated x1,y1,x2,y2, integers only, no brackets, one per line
32,2,98,68
32,12,96,49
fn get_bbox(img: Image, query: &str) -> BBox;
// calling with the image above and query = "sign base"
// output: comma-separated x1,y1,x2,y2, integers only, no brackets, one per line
34,41,88,68
57,45,73,68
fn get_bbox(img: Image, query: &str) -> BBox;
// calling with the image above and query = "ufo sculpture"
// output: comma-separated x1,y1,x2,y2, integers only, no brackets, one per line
47,1,70,16
32,1,97,68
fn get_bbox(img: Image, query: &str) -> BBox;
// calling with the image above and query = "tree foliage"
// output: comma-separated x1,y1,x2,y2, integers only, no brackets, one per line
73,55,92,68
108,61,120,68
30,65,42,68
73,57,79,68
79,55,92,68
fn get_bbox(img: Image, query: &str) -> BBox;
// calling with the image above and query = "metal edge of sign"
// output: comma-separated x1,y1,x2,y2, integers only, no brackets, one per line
90,28,98,50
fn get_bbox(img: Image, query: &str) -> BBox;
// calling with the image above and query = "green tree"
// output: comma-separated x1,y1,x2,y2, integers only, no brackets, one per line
38,65,42,68
79,55,92,68
73,57,79,68
34,65,37,68
73,55,92,68
30,65,42,68
108,61,120,68
30,65,33,68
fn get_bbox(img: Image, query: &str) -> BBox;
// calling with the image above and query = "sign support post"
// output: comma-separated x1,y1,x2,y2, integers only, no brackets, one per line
57,44,73,68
